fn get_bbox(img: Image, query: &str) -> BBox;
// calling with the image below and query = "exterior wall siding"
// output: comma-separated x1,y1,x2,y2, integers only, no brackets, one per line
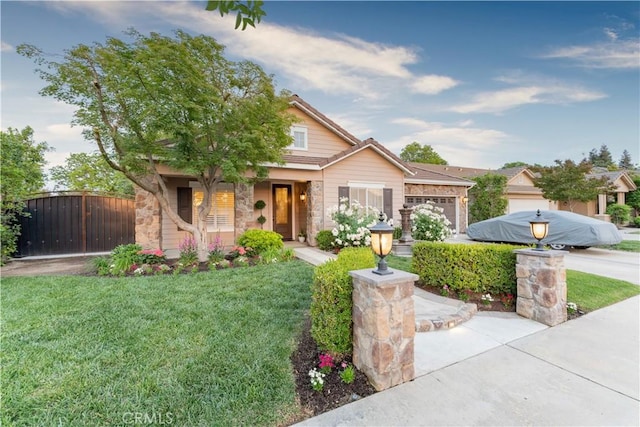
287,108,353,158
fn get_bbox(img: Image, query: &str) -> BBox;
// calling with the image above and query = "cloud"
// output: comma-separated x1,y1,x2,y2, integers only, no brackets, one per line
43,1,457,100
1,41,13,52
449,74,606,114
541,32,639,69
411,75,459,95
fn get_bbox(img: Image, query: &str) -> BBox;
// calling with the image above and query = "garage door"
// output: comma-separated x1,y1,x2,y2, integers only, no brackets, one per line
508,199,550,213
405,196,456,228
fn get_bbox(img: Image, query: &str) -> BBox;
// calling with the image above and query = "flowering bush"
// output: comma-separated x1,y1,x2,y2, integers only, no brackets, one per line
328,198,384,249
226,245,256,260
309,368,326,391
137,249,166,265
318,353,335,374
178,235,199,266
410,202,452,241
500,293,514,309
207,234,225,263
481,293,494,306
567,302,578,314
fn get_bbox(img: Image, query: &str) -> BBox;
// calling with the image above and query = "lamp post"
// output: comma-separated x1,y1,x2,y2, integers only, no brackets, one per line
369,212,394,275
529,209,549,251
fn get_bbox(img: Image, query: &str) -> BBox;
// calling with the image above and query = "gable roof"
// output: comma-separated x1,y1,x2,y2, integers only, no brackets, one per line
277,138,415,175
407,162,475,187
588,170,637,191
289,95,361,146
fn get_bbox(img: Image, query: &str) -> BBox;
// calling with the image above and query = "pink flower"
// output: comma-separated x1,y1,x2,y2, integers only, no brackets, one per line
319,353,334,369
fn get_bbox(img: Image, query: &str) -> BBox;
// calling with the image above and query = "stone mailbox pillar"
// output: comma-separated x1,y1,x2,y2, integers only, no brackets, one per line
398,204,414,243
515,249,567,326
350,269,418,391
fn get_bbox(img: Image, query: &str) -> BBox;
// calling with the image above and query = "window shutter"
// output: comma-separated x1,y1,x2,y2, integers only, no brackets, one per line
177,187,192,228
338,186,349,202
383,188,393,219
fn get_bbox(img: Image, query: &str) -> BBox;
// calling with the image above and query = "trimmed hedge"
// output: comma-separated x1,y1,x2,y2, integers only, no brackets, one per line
412,242,518,296
237,229,283,254
310,247,375,356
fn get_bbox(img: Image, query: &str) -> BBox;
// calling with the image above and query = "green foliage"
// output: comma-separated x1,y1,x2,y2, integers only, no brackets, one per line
110,244,143,276
412,242,518,296
205,0,266,30
50,152,134,196
533,159,615,212
237,228,283,254
254,200,266,210
618,149,634,169
634,217,640,227
91,257,112,276
606,204,632,226
410,202,452,241
501,161,528,169
626,176,640,213
310,247,375,356
393,226,403,240
587,144,615,169
316,230,335,251
0,126,49,262
178,235,199,267
399,141,448,165
18,29,295,258
340,365,356,384
469,173,508,223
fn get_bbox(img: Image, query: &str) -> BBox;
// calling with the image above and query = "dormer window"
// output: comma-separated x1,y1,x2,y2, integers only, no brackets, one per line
290,126,308,150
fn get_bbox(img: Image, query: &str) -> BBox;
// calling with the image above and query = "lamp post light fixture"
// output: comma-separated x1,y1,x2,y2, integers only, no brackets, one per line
369,212,394,275
529,209,549,251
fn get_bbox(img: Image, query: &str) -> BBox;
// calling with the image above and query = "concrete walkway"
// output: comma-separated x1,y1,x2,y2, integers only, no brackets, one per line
297,296,640,426
292,245,640,426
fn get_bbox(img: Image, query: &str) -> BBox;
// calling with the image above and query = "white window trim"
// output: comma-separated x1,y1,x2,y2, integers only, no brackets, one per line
289,126,308,151
347,181,385,189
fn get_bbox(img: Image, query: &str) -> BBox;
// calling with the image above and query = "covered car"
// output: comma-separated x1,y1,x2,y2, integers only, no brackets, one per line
466,210,622,250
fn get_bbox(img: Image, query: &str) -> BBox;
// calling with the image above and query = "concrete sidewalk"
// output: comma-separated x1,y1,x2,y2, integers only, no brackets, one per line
296,296,640,426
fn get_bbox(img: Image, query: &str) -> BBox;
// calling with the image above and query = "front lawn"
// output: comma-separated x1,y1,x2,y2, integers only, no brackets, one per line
598,240,640,252
1,261,313,426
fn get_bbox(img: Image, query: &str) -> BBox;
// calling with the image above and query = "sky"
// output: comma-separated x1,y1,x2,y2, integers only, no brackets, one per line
1,1,639,184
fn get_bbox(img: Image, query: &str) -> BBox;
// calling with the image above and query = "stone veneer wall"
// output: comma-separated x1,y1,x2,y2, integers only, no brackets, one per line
350,269,418,391
134,185,161,249
515,249,567,326
306,181,323,246
234,183,254,237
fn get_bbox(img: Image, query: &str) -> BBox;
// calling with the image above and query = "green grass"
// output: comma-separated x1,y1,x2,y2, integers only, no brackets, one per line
567,270,640,312
598,240,640,252
1,261,313,426
388,254,639,313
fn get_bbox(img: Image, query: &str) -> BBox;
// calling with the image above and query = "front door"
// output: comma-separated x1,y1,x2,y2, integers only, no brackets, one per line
273,184,292,240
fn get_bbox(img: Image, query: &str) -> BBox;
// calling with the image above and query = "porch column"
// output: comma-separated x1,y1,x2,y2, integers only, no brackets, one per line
235,183,254,237
306,181,323,246
598,194,607,215
134,185,161,249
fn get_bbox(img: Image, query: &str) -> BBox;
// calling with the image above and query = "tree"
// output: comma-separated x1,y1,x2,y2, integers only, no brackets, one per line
587,144,616,170
0,127,49,261
205,0,265,30
500,161,528,169
399,142,448,165
50,152,134,196
618,150,634,169
533,159,615,212
626,175,640,215
18,30,295,259
468,173,508,223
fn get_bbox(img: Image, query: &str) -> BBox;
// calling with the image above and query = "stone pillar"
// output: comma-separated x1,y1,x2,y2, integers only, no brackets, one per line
234,183,254,237
515,249,567,326
350,268,418,391
134,185,161,249
398,204,414,243
306,181,323,246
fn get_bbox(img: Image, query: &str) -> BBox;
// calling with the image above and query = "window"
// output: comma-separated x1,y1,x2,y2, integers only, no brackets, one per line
290,126,308,150
192,183,235,232
350,187,383,213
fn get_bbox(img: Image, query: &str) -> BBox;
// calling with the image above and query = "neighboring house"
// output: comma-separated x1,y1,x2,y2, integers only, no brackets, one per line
135,95,478,252
410,165,555,213
559,170,637,220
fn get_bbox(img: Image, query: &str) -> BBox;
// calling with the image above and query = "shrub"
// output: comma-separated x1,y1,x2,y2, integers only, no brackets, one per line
92,256,111,276
412,242,518,296
310,247,375,356
137,249,166,265
411,202,452,241
328,197,380,249
237,229,283,254
633,216,640,228
207,234,225,263
110,243,143,276
316,230,335,251
178,235,199,267
393,226,403,240
606,204,632,226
